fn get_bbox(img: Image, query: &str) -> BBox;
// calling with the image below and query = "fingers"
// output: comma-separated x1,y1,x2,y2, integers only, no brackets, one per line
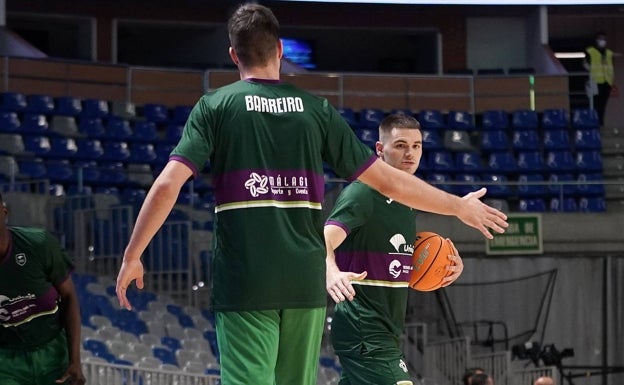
442,240,463,286
327,272,366,303
116,284,132,310
55,374,69,384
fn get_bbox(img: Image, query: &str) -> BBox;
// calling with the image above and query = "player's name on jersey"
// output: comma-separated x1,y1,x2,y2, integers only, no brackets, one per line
245,95,304,113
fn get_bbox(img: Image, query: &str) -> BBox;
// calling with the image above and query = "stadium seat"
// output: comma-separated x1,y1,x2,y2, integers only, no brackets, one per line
75,139,105,161
165,124,184,144
143,103,170,124
428,150,455,173
78,117,106,138
547,173,577,197
542,129,571,150
550,197,578,212
74,161,102,185
574,129,602,150
578,197,606,212
54,96,82,116
105,117,133,140
444,130,474,152
359,108,384,129
422,129,443,150
155,143,175,165
132,120,159,142
481,110,509,130
0,134,25,155
545,150,575,173
480,130,509,152
0,111,20,133
21,113,49,135
575,150,603,172
454,173,481,196
0,155,19,179
338,107,357,129
23,135,51,157
576,173,605,196
99,162,129,186
511,130,540,151
127,163,154,188
81,98,110,119
111,100,137,120
46,160,75,183
447,110,474,130
0,92,27,112
172,105,193,124
18,158,47,179
511,109,538,130
519,198,546,213
516,150,545,173
48,137,78,159
101,141,131,162
571,108,600,129
418,109,445,130
354,128,377,148
487,151,517,174
391,108,413,117
516,173,547,197
541,108,568,130
481,173,512,198
129,143,158,163
25,94,55,114
50,116,80,137
427,173,454,194
455,151,483,173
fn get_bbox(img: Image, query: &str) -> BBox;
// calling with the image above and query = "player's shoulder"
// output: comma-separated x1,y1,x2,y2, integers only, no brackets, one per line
9,226,50,243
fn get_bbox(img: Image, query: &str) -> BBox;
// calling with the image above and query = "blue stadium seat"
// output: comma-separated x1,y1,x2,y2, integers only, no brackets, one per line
447,110,474,130
101,141,131,162
359,108,384,129
550,197,578,212
48,137,78,159
172,105,192,124
21,113,49,135
487,151,517,174
511,130,540,151
81,98,110,119
511,109,538,131
576,173,605,196
574,129,602,150
545,150,575,173
161,337,182,353
338,107,358,129
54,96,82,116
129,143,158,164
542,129,571,151
422,129,443,150
427,173,454,194
78,117,106,138
418,109,445,130
46,160,75,183
480,130,509,152
517,173,547,197
519,198,546,213
18,158,47,179
428,150,455,173
575,150,603,172
75,139,105,161
455,151,483,173
165,124,184,144
74,161,102,185
143,103,170,124
454,173,481,196
516,150,545,173
23,135,51,157
481,173,512,198
155,143,175,165
481,110,508,130
547,173,577,197
0,111,20,133
578,197,606,212
391,108,413,117
99,162,129,186
132,120,159,142
444,130,474,152
25,94,55,115
0,92,27,112
571,108,600,129
541,108,568,130
354,128,377,148
105,117,133,140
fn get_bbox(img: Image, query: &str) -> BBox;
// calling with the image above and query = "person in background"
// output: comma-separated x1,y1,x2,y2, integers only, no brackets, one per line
115,3,508,385
324,114,464,385
0,192,85,385
534,376,555,385
462,367,486,385
584,31,615,127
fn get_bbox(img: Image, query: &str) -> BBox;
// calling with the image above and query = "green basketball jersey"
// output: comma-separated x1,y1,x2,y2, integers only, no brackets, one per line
0,227,73,350
171,79,375,311
325,181,417,355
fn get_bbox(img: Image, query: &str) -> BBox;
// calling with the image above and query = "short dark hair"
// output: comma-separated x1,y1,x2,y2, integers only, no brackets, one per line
470,373,491,385
228,3,280,68
462,367,485,385
379,113,421,135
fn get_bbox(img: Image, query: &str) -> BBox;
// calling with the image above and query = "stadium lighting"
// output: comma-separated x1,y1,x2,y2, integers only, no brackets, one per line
554,52,586,59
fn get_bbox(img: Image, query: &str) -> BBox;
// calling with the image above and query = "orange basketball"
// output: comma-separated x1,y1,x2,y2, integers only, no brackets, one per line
409,232,455,291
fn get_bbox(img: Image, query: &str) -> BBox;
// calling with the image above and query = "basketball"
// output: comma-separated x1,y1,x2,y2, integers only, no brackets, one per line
409,232,455,291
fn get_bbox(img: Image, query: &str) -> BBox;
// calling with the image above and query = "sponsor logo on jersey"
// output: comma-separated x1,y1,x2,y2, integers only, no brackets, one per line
389,259,402,278
245,95,304,113
388,234,414,278
386,198,393,204
399,359,408,373
15,253,26,266
244,172,309,198
0,293,37,322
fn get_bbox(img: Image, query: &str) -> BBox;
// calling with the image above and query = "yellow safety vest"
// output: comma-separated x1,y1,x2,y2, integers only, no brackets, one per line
586,46,614,85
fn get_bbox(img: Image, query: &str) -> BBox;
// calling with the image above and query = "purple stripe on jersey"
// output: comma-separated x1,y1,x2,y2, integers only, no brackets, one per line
347,154,378,182
325,220,351,235
0,286,59,325
336,250,413,283
170,156,199,179
213,169,325,205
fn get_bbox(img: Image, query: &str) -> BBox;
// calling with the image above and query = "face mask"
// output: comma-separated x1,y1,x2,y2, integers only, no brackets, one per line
597,39,607,48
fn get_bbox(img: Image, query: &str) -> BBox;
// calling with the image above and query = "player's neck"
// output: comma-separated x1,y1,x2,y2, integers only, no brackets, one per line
238,63,280,81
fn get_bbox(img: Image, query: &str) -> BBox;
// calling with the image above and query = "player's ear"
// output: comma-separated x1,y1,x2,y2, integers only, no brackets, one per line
375,142,383,156
229,47,239,66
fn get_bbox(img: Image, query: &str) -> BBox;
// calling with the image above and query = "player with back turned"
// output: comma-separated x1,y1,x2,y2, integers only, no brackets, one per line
116,3,508,385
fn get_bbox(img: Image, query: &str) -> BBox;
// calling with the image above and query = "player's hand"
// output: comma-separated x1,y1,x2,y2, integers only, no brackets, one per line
458,188,508,239
55,362,85,384
441,239,463,287
326,264,367,303
116,259,145,310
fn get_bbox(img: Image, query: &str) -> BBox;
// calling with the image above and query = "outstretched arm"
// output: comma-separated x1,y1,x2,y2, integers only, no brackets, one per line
116,160,193,310
357,159,508,238
325,224,367,303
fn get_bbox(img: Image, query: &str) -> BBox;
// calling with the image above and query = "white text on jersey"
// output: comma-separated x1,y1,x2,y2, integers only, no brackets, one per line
245,95,304,113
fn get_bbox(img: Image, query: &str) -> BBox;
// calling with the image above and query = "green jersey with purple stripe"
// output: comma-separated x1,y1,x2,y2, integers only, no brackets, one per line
326,181,416,355
171,79,375,311
0,227,73,350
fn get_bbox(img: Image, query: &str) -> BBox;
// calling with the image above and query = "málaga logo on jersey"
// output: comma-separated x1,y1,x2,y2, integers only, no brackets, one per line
15,253,26,266
244,172,269,197
244,172,310,198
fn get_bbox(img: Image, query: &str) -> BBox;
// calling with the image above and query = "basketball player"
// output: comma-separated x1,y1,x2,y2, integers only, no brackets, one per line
325,114,464,385
116,4,507,385
0,192,85,385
